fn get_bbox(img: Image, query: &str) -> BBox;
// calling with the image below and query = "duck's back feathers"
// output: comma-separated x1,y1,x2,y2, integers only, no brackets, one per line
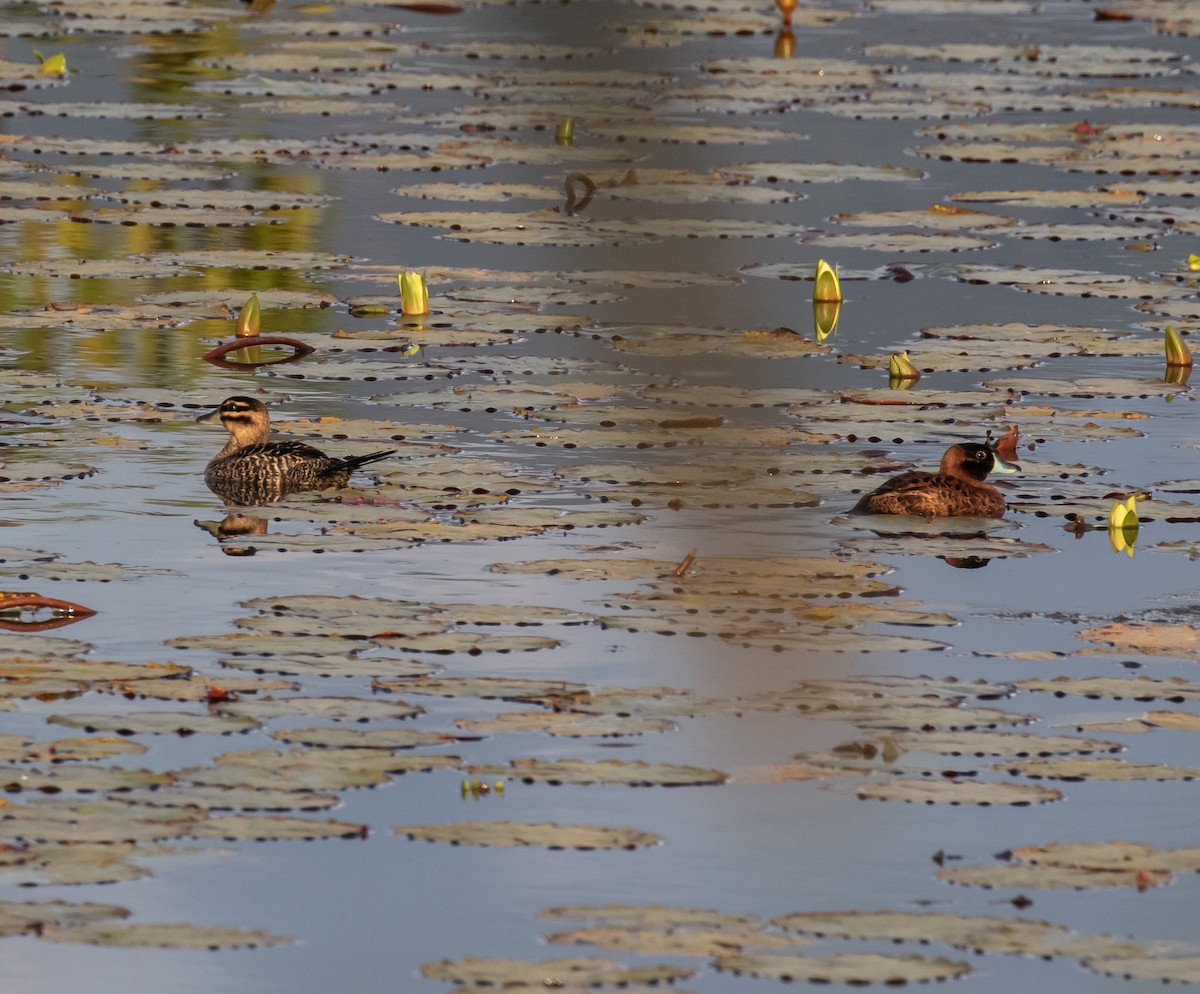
851,442,1012,519
851,470,1006,518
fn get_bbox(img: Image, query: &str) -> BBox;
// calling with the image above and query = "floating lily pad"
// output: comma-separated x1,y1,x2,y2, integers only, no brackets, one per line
839,729,1121,758
938,862,1170,891
216,697,424,722
271,727,457,749
46,712,259,736
399,821,661,850
715,951,971,983
1017,676,1200,702
857,778,1062,805
1084,956,1200,984
545,923,795,956
0,899,130,938
41,922,291,949
0,843,181,887
454,711,676,738
999,757,1200,781
463,758,727,787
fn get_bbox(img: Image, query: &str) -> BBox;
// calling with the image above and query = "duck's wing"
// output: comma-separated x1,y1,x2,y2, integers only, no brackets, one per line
233,441,333,463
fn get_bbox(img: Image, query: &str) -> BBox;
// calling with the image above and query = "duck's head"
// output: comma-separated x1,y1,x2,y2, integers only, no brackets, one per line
197,396,270,446
942,442,1020,482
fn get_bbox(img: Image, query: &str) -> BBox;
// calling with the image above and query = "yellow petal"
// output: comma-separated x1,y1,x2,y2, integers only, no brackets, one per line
36,52,67,75
235,294,261,338
814,259,841,303
1188,253,1200,272
1109,501,1127,530
888,351,920,382
1165,325,1193,368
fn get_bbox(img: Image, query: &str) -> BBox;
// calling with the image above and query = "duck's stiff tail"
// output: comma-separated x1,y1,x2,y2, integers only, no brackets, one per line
338,449,396,473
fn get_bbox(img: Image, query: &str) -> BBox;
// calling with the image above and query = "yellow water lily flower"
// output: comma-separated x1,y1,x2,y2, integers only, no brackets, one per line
888,351,920,382
1108,494,1138,557
399,271,429,316
814,259,841,303
33,50,67,76
1166,325,1193,368
1187,253,1200,272
235,294,261,338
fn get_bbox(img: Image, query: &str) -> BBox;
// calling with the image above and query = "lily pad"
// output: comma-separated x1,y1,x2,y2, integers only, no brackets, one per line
714,951,971,984
462,758,727,787
46,712,259,736
399,821,661,850
857,778,1062,805
41,922,291,949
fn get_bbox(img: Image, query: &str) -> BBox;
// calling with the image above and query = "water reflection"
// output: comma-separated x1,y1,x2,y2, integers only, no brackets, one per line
941,555,991,570
194,513,270,556
0,591,96,633
812,299,840,342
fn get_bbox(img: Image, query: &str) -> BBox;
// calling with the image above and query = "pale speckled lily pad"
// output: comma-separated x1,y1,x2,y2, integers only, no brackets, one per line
46,712,259,736
999,757,1200,781
271,727,458,749
400,822,661,851
938,862,1171,891
840,729,1121,759
454,711,676,737
41,922,291,949
545,923,796,956
714,952,971,983
771,909,1165,959
1015,676,1200,702
857,778,1062,805
0,900,130,938
462,758,727,787
1084,956,1200,984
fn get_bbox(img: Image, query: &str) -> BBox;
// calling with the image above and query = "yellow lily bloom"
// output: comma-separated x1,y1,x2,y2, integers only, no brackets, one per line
34,51,67,76
235,294,262,337
399,271,429,316
1165,325,1193,368
814,259,841,303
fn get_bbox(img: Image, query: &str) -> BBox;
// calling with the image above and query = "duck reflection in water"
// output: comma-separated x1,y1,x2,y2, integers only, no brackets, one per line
197,396,395,507
852,442,1019,519
193,513,270,556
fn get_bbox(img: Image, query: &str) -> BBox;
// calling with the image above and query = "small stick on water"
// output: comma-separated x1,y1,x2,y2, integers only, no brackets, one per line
672,548,697,578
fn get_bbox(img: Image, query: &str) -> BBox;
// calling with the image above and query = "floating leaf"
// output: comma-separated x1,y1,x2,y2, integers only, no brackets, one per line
715,952,971,983
399,821,661,850
857,778,1062,805
462,758,727,787
41,922,291,949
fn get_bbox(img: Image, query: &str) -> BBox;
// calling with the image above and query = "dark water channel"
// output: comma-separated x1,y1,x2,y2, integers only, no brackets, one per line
1,0,1200,991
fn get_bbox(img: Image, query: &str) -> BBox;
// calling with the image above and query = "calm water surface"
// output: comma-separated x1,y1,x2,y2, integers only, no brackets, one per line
1,1,1199,992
